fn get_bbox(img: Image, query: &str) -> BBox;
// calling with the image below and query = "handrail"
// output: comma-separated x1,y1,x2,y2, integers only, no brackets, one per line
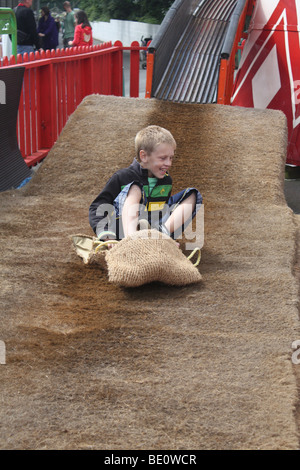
217,0,255,105
221,0,248,59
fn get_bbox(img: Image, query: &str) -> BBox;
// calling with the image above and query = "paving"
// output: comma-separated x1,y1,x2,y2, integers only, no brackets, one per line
285,167,300,214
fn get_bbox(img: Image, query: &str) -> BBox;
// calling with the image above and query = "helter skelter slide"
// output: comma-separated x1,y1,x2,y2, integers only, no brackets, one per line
145,0,300,165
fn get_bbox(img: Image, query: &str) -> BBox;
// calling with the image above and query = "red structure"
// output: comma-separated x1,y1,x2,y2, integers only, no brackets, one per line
217,0,255,105
5,1,300,167
231,0,300,165
0,41,146,167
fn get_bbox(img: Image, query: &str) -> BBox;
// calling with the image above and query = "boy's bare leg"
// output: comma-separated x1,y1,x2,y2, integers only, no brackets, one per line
164,192,196,236
122,184,142,237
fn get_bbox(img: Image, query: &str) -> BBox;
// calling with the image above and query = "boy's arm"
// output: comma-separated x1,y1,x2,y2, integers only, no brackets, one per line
121,184,142,238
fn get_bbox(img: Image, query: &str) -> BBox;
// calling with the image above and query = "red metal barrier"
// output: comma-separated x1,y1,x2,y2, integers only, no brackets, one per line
0,41,146,166
129,40,140,98
145,51,154,99
217,0,255,105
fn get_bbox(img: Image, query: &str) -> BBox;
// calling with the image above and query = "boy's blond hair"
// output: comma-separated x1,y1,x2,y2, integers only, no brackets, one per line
135,125,176,160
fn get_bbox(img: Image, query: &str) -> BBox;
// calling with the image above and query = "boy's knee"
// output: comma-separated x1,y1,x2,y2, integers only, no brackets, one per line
187,191,196,208
190,191,197,202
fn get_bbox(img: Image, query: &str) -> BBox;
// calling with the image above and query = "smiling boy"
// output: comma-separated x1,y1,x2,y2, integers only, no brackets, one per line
89,125,202,244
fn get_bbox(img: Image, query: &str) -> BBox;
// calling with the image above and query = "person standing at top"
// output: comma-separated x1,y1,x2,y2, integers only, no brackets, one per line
14,0,40,55
37,6,58,51
62,1,75,48
68,10,93,48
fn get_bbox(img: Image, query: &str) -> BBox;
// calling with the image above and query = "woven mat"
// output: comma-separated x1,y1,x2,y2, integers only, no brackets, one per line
0,95,299,449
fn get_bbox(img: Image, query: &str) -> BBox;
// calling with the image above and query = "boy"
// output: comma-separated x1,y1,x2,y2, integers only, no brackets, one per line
89,125,202,244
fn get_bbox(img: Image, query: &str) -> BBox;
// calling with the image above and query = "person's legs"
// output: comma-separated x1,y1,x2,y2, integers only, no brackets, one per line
162,188,202,239
114,184,202,240
164,191,196,235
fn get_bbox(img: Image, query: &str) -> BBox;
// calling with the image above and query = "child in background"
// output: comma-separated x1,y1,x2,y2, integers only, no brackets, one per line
68,10,93,47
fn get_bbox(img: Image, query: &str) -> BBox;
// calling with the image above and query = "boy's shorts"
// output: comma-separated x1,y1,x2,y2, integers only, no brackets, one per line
107,182,203,240
97,182,202,240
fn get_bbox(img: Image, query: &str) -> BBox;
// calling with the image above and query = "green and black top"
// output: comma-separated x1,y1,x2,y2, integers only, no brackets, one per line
89,158,173,240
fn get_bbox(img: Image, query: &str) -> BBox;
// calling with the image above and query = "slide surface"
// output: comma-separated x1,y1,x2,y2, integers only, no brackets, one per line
0,95,299,449
151,0,240,103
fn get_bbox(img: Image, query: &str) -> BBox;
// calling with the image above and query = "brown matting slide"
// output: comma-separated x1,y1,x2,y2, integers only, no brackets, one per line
0,95,299,449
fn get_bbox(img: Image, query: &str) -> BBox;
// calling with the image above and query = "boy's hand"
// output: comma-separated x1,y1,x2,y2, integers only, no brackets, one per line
106,241,116,250
102,237,117,250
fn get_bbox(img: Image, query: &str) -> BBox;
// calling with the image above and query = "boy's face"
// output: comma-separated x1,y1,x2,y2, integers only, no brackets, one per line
139,143,175,179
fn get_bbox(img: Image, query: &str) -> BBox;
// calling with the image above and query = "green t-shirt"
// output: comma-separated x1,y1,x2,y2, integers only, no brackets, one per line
63,11,75,39
148,177,157,194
